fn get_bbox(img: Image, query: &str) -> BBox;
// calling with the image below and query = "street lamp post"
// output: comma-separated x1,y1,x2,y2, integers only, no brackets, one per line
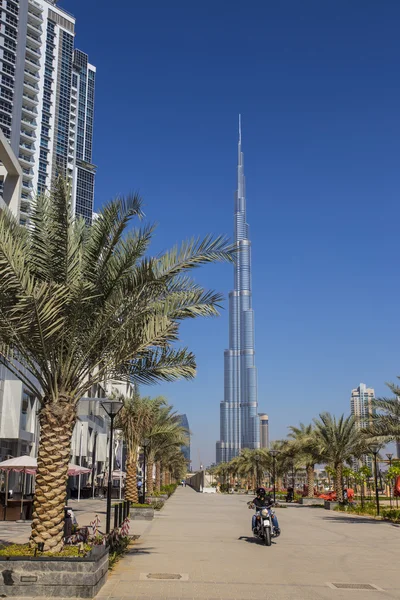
254,454,260,489
386,453,393,508
101,399,123,534
141,438,150,504
270,450,280,503
370,444,380,517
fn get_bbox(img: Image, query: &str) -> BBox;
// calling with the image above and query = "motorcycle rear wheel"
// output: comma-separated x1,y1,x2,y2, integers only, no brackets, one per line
264,528,271,546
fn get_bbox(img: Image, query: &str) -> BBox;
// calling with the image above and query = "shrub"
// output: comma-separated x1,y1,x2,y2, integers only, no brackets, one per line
131,500,164,511
160,484,178,497
0,543,91,558
382,508,400,523
334,502,378,517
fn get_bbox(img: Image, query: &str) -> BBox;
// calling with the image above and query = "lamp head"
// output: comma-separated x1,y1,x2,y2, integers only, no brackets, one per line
100,399,123,418
369,443,380,455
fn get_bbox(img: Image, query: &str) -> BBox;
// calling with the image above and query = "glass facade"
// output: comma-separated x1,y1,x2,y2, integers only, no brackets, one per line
53,28,73,179
72,49,96,224
217,122,260,463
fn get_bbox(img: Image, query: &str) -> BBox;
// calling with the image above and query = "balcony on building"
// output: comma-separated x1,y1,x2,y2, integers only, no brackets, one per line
27,18,43,35
22,179,33,192
20,129,36,142
19,141,35,155
26,31,41,47
22,92,39,106
27,6,43,25
25,55,40,71
22,105,38,119
4,0,19,18
18,153,34,166
24,68,40,83
21,116,37,130
26,44,41,58
22,166,34,179
23,79,39,94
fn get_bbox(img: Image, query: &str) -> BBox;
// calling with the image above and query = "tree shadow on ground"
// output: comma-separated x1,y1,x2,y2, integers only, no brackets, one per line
126,546,155,555
322,515,400,527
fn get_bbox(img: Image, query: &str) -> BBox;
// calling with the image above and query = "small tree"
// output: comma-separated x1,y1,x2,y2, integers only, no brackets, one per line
314,413,364,502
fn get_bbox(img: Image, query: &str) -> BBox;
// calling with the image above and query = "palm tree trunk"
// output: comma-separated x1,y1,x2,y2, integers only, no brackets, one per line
31,402,76,552
125,449,138,502
146,460,154,495
155,462,161,492
335,464,343,502
306,464,315,498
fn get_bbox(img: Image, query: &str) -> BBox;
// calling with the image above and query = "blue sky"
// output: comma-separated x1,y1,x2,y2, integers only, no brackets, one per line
63,0,400,468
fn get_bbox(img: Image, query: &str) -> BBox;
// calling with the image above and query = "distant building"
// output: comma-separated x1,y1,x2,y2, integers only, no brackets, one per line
350,383,375,468
178,414,191,471
259,413,269,448
216,118,260,464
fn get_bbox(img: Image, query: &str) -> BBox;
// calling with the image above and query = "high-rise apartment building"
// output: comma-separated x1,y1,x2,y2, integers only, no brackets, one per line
178,414,191,470
350,383,375,469
350,383,375,428
216,119,260,464
0,0,96,225
259,413,269,449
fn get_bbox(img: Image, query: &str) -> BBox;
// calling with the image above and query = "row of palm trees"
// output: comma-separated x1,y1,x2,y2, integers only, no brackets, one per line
114,392,188,502
213,397,400,503
0,179,234,551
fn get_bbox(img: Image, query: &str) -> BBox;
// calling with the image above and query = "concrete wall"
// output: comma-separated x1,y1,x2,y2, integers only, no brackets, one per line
186,470,204,492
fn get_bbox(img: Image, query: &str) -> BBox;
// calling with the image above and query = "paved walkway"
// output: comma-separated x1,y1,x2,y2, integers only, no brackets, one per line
100,487,400,600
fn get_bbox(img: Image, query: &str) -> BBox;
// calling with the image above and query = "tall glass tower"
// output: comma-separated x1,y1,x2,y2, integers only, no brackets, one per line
216,118,259,463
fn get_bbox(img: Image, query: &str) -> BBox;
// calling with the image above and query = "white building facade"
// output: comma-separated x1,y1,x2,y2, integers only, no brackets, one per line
0,0,96,226
350,383,375,469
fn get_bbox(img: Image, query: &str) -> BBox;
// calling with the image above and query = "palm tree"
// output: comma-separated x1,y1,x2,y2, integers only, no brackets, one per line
215,462,230,490
314,412,364,502
365,391,400,444
236,449,271,490
0,179,233,551
144,403,187,496
114,392,165,502
287,423,323,499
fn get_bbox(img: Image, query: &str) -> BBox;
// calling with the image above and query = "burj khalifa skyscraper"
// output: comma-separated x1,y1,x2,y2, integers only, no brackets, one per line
216,118,260,464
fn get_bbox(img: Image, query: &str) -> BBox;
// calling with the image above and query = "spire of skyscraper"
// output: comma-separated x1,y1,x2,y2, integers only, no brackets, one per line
216,118,260,463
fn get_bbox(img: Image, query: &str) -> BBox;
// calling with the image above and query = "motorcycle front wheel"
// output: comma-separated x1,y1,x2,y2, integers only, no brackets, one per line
264,527,271,546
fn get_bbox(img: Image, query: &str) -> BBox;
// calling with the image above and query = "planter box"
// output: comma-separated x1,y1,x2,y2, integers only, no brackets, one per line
146,495,167,502
300,498,325,506
0,545,108,598
324,501,339,510
130,507,154,520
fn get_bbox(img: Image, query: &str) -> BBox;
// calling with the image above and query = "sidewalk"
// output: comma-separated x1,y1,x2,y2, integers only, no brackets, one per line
99,486,400,600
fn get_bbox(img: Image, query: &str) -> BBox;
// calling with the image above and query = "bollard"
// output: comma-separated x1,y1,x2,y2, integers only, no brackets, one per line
64,506,72,539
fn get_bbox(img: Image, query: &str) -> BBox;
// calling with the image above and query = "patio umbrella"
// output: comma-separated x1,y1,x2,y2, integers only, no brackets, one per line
0,457,91,520
0,457,91,476
0,456,36,520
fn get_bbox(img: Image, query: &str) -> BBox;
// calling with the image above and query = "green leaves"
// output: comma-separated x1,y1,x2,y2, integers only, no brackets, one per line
0,178,233,404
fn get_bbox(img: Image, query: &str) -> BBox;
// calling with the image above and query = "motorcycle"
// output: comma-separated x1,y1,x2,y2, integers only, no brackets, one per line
285,489,294,502
250,504,277,546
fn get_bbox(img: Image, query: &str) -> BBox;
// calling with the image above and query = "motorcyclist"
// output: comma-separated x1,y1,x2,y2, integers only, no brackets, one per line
249,487,280,536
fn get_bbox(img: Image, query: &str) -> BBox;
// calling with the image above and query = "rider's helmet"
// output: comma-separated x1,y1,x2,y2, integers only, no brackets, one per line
256,487,266,497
